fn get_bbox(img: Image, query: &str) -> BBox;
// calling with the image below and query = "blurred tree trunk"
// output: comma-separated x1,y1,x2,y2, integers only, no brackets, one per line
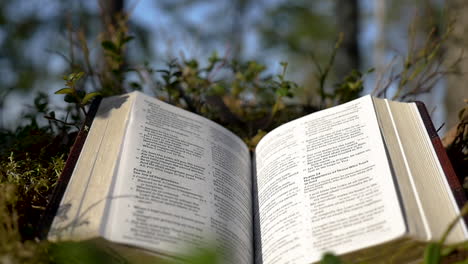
374,0,386,78
231,0,248,60
100,0,124,25
99,0,126,95
445,0,468,129
335,0,361,79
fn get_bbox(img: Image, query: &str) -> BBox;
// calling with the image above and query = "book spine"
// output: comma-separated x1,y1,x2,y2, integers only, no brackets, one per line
414,101,467,211
37,97,102,239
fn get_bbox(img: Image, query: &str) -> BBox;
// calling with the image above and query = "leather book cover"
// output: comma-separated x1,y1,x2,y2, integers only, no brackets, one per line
414,101,467,212
37,97,102,239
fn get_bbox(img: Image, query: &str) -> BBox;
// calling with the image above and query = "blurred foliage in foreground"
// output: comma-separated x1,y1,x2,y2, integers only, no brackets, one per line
1,11,468,264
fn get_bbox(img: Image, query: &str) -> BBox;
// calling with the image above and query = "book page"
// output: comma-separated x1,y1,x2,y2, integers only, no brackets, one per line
255,96,406,264
104,92,253,264
48,94,135,241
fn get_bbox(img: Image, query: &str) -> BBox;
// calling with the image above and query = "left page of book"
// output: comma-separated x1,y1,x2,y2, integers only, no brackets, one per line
103,92,253,264
49,93,136,240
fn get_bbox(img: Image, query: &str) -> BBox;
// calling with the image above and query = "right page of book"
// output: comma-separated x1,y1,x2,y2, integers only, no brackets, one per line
254,96,406,264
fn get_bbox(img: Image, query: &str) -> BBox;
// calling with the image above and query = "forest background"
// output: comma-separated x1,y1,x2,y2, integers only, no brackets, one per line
0,0,467,263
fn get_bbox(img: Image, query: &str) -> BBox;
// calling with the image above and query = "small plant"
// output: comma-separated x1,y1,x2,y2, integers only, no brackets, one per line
444,100,468,193
154,57,298,146
0,153,65,240
372,22,458,102
0,153,64,263
55,72,101,115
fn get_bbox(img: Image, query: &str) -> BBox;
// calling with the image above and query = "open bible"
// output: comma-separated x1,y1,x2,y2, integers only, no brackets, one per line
46,91,467,263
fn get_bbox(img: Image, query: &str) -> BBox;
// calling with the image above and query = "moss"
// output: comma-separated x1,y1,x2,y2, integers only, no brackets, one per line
0,152,65,238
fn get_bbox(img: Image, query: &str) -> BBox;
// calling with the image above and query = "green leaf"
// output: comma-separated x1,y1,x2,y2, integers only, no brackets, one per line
321,253,344,264
275,87,288,97
64,94,79,103
184,248,218,264
121,36,134,45
208,51,219,63
81,92,101,105
424,243,441,264
101,40,118,53
74,71,85,80
156,69,170,74
129,82,142,90
55,88,75,95
210,84,225,96
76,90,86,99
49,241,123,264
68,72,78,80
185,59,199,69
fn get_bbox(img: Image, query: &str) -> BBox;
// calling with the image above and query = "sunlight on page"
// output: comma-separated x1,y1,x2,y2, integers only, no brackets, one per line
104,93,253,264
255,96,406,264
